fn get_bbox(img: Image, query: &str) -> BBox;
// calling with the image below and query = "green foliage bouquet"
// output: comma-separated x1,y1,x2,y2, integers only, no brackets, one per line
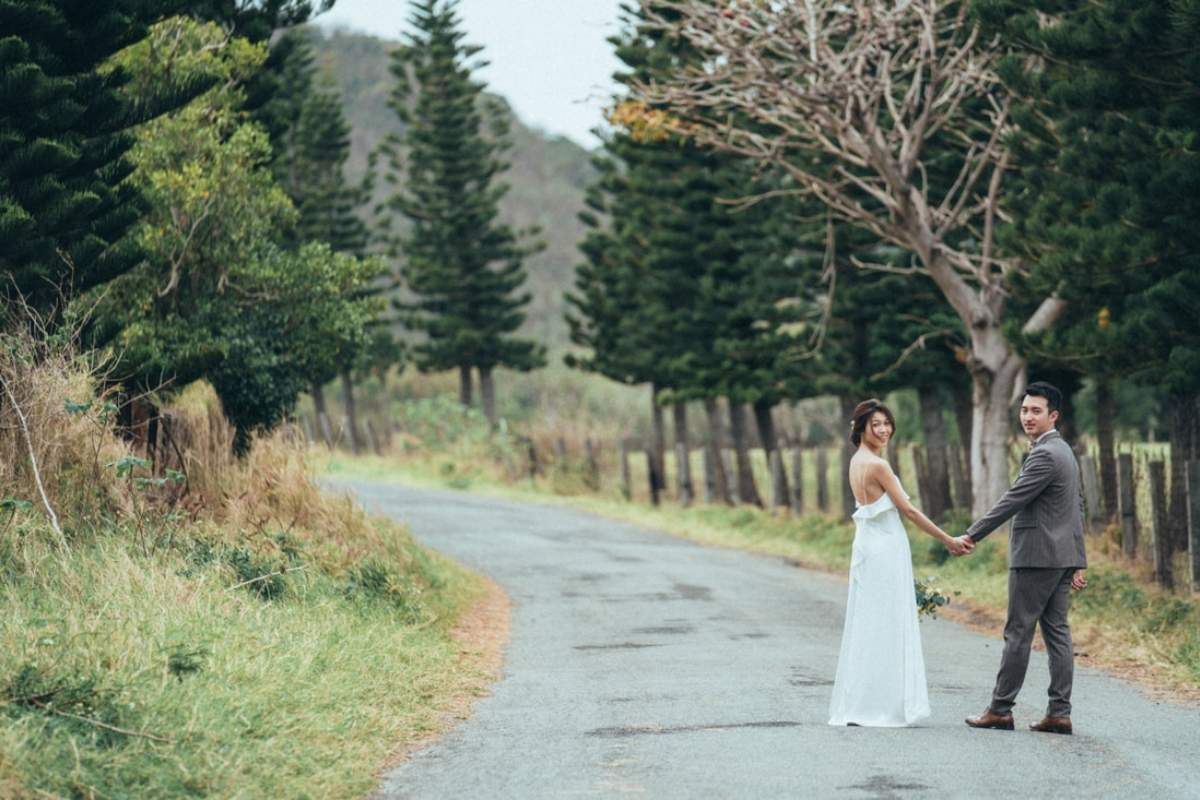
914,576,957,619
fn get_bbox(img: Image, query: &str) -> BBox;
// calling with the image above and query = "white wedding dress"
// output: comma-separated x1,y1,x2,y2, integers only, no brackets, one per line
828,481,931,727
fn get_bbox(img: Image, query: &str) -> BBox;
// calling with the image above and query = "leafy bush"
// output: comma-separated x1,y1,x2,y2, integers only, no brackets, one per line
393,394,518,458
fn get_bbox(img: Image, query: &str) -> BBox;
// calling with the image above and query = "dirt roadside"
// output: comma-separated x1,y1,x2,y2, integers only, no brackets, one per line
376,577,512,773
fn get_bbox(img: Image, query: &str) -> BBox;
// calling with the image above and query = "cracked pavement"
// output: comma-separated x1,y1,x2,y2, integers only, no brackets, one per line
339,481,1200,800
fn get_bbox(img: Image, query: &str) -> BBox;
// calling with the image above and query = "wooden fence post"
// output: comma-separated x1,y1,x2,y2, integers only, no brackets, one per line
771,441,790,511
645,440,661,506
948,445,970,512
910,444,930,511
341,414,361,455
556,438,567,468
1079,454,1104,535
1149,460,1172,588
1118,453,1137,557
1187,460,1200,596
722,449,739,507
816,446,829,513
317,411,334,449
790,447,803,514
769,450,783,511
702,447,716,505
677,442,692,508
618,439,631,498
364,418,381,456
527,439,539,480
585,438,600,490
886,443,901,485
840,439,856,521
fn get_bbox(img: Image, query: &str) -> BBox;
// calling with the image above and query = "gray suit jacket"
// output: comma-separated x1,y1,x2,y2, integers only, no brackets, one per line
967,430,1087,570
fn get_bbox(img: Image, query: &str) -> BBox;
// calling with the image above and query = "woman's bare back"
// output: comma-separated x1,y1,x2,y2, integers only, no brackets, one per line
849,453,889,506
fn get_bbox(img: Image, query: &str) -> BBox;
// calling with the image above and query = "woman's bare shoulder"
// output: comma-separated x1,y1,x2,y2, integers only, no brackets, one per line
866,455,892,473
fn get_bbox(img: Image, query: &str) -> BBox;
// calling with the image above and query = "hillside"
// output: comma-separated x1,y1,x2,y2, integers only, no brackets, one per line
307,26,600,350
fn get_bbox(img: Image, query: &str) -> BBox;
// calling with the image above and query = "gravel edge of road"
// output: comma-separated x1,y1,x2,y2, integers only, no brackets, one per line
375,576,513,776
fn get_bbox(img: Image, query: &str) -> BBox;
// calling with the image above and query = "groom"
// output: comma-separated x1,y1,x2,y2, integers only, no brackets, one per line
961,381,1088,735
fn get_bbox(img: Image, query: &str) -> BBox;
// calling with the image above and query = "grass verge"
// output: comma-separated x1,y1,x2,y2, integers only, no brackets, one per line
1,361,491,797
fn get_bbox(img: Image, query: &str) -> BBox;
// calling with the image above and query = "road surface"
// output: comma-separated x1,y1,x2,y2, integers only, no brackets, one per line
339,481,1199,799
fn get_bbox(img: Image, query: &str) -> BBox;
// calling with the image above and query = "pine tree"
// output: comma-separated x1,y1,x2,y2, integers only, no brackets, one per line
0,0,197,317
260,27,399,451
0,1,331,322
980,0,1200,558
571,3,822,506
378,0,544,422
188,0,335,45
258,29,370,256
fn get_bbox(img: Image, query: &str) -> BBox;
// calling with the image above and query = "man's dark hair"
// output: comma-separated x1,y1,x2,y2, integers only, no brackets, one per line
1025,381,1062,415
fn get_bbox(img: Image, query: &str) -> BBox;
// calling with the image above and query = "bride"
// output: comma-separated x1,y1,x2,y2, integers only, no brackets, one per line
828,398,973,727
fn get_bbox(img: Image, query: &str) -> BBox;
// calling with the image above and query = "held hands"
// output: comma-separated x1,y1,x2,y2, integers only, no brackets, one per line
946,534,975,557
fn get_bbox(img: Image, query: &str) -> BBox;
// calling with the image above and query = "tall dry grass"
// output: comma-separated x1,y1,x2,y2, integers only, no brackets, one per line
0,325,485,798
0,327,134,546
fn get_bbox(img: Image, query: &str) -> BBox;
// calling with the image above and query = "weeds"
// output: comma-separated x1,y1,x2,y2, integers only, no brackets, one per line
342,557,430,624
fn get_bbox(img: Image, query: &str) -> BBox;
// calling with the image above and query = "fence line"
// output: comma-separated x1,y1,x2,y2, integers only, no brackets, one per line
295,421,1197,596
600,437,1197,595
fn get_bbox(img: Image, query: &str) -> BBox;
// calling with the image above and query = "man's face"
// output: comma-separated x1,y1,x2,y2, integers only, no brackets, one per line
1020,394,1058,440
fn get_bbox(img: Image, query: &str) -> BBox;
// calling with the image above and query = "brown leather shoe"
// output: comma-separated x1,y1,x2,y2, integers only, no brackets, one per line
1030,716,1072,735
965,708,1014,730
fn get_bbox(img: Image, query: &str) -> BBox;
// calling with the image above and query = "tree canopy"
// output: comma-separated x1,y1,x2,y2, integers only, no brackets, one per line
377,0,545,421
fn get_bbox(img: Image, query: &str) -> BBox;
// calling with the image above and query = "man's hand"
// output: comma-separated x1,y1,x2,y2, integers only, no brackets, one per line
1071,570,1087,591
948,534,975,557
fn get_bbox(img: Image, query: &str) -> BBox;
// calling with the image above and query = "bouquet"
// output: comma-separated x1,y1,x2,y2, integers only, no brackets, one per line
914,576,957,619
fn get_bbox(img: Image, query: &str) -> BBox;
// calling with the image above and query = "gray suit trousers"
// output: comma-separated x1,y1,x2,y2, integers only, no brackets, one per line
991,567,1076,718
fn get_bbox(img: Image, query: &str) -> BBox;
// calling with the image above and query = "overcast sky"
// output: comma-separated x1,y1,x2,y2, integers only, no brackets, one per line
313,0,627,150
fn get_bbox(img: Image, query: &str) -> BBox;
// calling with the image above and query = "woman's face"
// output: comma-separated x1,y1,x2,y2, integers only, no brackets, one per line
864,411,893,447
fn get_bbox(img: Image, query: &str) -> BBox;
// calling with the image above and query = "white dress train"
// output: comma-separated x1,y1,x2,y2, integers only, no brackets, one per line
828,483,931,727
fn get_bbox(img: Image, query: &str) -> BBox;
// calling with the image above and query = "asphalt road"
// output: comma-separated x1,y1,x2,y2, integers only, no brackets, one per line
339,481,1200,800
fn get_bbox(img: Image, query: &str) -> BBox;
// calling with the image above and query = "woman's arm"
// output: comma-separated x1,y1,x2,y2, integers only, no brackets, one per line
871,460,966,553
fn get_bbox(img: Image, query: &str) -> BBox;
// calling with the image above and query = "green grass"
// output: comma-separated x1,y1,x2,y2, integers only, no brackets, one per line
0,510,482,799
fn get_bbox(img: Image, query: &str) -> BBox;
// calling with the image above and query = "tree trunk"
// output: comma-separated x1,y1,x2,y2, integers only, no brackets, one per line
1056,380,1080,446
963,325,1027,517
1096,377,1118,523
729,401,762,507
458,364,472,409
949,377,974,509
311,382,333,448
650,383,666,495
704,398,732,505
918,385,952,523
480,366,497,424
752,399,789,509
340,369,362,455
673,401,693,506
922,244,1064,516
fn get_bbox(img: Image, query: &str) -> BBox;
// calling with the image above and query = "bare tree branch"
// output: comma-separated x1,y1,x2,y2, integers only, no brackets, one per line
623,0,1069,511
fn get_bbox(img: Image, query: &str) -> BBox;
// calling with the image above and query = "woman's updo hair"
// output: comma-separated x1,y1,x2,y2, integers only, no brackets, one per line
850,398,895,447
